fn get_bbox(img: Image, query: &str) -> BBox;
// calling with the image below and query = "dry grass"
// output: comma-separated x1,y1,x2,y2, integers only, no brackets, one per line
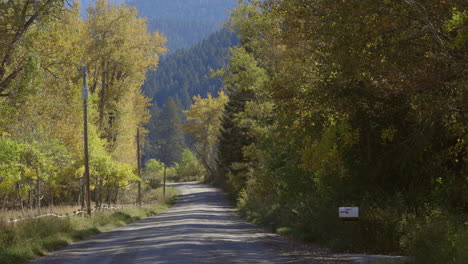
0,186,178,264
0,185,178,222
0,204,154,222
0,205,81,222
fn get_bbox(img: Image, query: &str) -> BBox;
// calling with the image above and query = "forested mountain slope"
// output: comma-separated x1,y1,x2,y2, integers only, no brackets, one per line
142,28,239,108
127,0,236,21
79,0,237,52
126,0,237,52
141,28,239,164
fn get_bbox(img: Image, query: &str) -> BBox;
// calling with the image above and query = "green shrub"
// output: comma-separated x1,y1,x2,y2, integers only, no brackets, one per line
399,209,467,264
276,226,293,235
454,227,468,264
0,223,15,247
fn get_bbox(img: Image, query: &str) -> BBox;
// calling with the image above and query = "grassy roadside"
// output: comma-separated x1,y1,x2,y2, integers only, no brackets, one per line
0,187,178,264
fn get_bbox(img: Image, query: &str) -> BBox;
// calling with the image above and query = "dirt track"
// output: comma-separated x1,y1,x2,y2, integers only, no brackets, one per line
28,182,361,264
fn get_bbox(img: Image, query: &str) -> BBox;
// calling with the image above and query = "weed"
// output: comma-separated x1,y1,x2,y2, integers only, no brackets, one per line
0,187,177,264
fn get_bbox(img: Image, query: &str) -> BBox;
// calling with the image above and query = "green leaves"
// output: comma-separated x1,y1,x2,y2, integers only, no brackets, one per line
0,0,167,208
0,137,24,192
218,0,467,257
183,92,228,180
444,8,468,49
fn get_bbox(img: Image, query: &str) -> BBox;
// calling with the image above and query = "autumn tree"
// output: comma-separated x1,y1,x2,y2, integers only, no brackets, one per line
143,159,164,188
0,1,85,208
183,92,228,181
0,0,166,210
85,0,166,164
220,0,467,259
176,149,206,182
0,0,64,97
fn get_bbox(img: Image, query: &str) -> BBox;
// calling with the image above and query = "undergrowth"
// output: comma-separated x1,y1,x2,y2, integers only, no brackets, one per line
237,189,467,264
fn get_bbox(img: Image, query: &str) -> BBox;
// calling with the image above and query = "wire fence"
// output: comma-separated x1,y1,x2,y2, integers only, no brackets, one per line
1,205,140,223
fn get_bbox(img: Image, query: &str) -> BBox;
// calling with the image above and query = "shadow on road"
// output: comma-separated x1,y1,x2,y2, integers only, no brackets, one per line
29,182,349,264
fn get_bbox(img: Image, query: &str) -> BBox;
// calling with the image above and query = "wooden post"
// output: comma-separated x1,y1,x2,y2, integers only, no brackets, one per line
36,167,41,211
137,127,142,207
163,163,166,197
82,66,91,216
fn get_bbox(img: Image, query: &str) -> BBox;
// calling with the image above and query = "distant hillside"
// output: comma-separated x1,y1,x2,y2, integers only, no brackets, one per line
127,0,237,52
126,0,235,21
142,28,240,108
78,0,237,52
147,19,224,53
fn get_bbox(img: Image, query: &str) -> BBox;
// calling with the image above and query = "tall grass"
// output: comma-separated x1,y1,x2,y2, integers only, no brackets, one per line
0,187,177,264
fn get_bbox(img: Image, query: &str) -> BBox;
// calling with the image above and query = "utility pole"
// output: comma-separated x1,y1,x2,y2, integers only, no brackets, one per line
163,162,166,197
137,127,142,207
82,66,91,216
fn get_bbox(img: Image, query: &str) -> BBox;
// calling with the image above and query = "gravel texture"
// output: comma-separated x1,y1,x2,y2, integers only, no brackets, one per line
29,182,389,264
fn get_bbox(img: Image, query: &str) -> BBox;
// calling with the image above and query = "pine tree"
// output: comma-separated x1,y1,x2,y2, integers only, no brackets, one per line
148,97,185,165
217,87,255,186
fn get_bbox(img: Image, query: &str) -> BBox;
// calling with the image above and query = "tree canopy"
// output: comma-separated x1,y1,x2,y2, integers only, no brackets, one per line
183,92,228,181
213,0,467,262
0,0,165,209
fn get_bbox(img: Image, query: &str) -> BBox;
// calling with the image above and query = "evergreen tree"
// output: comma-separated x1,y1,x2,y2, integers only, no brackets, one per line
217,87,255,187
147,97,185,165
143,104,160,164
215,46,268,191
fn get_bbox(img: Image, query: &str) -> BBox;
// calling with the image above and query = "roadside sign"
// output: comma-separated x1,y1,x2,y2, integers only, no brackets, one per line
339,207,359,219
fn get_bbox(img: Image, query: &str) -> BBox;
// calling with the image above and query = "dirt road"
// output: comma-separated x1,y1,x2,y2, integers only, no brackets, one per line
29,182,351,264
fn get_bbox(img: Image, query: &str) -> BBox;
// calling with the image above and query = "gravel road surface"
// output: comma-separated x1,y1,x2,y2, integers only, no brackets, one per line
28,182,353,264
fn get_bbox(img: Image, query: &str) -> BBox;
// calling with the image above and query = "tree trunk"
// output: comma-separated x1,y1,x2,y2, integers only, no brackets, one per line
95,182,100,208
80,178,85,209
28,189,32,210
1,194,7,210
99,62,107,130
194,144,214,182
114,187,119,204
36,168,41,210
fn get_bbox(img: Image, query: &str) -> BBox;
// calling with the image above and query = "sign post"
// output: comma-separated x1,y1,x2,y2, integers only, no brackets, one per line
339,207,359,220
82,66,91,216
136,127,142,207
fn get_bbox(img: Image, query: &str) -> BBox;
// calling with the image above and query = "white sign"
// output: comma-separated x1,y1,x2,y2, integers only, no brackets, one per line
82,86,89,100
339,207,359,218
